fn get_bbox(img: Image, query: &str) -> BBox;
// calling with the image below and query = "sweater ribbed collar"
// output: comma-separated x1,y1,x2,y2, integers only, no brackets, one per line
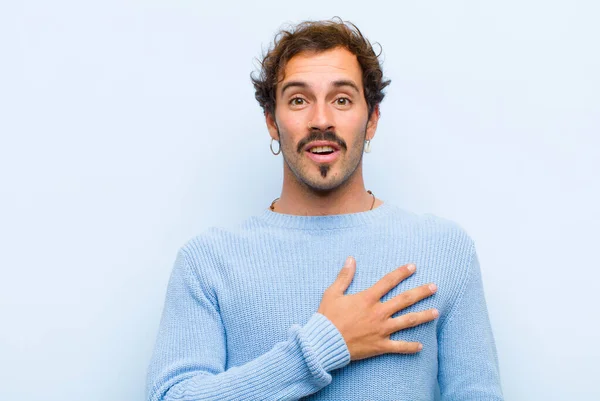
255,202,393,230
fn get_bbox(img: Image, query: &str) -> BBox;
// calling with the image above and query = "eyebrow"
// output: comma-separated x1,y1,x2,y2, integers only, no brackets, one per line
280,81,307,96
280,80,361,96
332,80,360,94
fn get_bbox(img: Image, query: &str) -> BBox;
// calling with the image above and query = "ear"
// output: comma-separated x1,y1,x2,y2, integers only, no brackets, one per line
265,111,280,141
366,105,380,141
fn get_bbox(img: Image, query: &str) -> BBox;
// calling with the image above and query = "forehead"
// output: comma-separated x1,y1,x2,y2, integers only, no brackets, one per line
278,47,363,89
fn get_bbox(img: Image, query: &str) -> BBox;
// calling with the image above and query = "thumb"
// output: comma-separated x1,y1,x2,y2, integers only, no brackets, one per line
331,256,356,294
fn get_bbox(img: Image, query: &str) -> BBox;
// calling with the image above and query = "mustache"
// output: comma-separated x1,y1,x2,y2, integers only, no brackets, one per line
296,130,348,153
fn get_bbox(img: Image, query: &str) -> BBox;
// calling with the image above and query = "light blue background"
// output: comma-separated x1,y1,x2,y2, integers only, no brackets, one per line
1,1,598,400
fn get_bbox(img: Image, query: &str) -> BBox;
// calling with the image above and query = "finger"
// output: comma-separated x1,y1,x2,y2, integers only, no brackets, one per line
380,283,437,317
381,339,424,354
385,309,439,335
329,256,356,295
367,263,416,300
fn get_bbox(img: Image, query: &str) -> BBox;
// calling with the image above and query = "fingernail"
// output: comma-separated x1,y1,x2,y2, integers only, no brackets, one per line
407,263,416,272
344,256,354,268
429,283,437,292
432,309,439,318
418,343,423,350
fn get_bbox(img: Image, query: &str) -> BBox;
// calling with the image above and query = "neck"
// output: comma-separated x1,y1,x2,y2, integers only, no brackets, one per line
271,163,383,216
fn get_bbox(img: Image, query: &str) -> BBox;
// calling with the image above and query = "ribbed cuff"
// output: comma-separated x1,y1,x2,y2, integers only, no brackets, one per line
298,312,351,373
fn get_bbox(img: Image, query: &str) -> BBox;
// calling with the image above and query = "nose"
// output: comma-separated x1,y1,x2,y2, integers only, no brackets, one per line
308,102,334,131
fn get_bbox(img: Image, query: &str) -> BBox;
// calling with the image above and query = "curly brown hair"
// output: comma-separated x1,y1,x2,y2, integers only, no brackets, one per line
251,17,391,118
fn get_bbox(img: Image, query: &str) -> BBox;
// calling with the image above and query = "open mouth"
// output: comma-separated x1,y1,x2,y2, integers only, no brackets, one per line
308,146,336,155
305,145,341,163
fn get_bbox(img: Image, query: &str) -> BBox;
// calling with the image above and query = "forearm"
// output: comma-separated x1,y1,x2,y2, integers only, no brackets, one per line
148,312,350,401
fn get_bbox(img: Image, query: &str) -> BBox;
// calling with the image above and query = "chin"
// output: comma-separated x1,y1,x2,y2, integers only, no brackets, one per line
300,174,348,193
303,182,339,193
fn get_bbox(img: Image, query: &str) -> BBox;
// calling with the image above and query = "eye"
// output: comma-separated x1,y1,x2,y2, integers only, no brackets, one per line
335,97,352,106
289,97,306,106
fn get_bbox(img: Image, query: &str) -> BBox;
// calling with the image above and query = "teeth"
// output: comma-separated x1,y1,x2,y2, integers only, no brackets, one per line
310,146,335,154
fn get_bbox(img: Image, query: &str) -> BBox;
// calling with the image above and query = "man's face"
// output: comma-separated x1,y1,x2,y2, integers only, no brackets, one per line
266,46,379,193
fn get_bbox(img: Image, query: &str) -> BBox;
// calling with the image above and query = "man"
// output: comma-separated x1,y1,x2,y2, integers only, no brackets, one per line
146,18,503,400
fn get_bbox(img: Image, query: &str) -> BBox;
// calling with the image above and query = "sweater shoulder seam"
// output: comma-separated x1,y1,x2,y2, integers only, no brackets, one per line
438,241,476,329
179,242,220,310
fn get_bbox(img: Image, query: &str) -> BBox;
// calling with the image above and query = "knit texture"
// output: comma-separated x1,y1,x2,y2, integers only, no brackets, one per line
146,202,503,400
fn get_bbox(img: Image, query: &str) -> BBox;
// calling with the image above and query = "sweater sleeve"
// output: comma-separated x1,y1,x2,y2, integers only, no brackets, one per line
437,250,504,401
145,248,351,401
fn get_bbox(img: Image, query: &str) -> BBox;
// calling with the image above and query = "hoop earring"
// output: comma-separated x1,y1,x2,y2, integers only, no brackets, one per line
364,139,372,153
270,138,281,155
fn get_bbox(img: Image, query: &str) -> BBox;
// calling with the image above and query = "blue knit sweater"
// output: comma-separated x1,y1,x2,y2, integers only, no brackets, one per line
146,202,503,400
